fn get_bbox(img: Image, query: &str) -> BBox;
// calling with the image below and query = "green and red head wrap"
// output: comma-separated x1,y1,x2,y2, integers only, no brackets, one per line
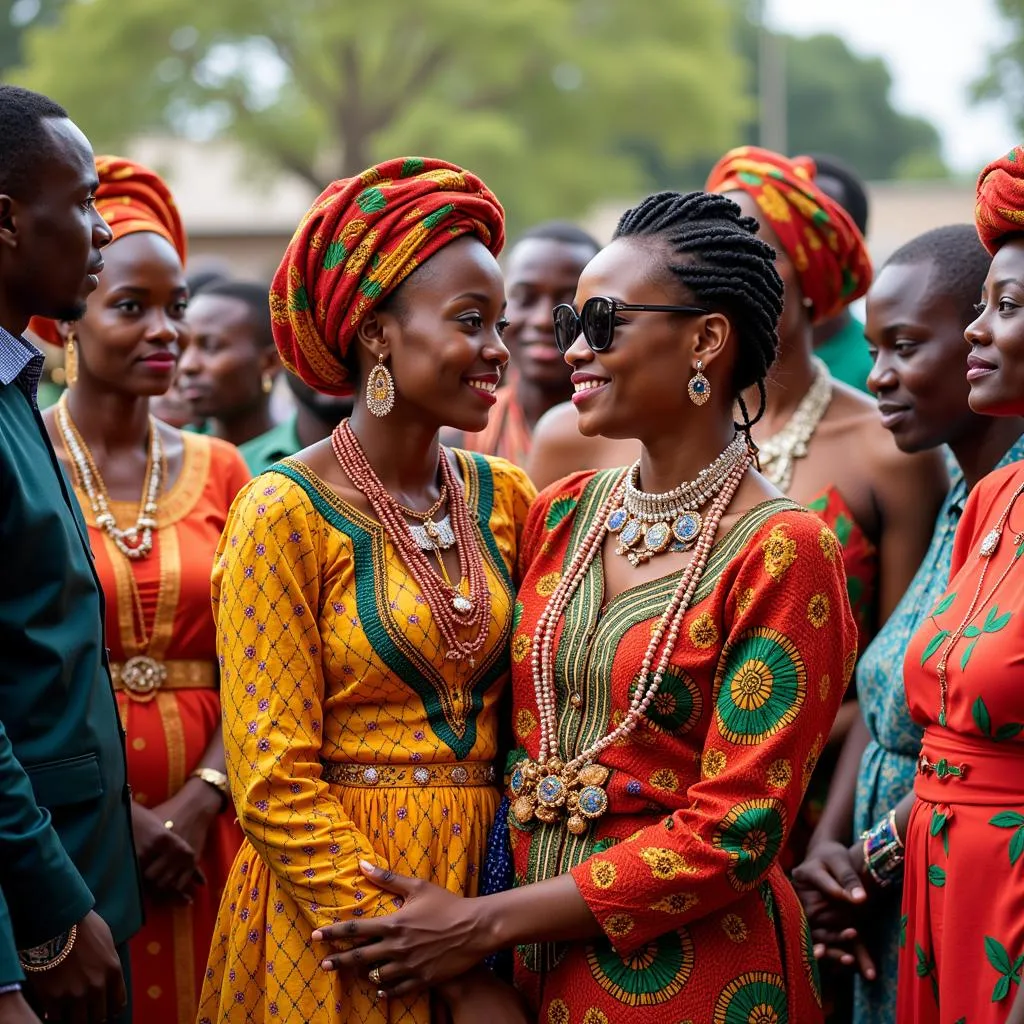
975,146,1024,254
270,156,506,396
706,145,873,323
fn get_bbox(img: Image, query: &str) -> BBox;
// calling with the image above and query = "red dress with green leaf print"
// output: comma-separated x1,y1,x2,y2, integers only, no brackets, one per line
508,470,859,1023
898,462,1024,1024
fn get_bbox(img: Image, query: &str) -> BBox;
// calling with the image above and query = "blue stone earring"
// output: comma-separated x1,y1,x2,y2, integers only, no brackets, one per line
687,359,710,406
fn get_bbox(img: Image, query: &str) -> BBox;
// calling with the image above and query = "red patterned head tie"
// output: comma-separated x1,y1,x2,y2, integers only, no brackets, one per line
269,156,506,397
30,155,186,345
706,145,873,324
975,146,1024,255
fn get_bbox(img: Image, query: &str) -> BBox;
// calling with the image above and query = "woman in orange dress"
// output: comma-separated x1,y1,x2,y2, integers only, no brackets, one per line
32,157,248,1024
317,189,858,1022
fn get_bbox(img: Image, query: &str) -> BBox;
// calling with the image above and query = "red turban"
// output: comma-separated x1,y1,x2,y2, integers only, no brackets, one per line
270,156,505,396
975,146,1024,254
706,146,872,324
30,155,187,345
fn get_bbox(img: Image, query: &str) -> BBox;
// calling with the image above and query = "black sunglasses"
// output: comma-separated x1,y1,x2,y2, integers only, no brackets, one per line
552,296,710,354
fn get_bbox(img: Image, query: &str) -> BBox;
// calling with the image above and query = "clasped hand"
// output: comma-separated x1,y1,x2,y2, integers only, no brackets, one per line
792,838,878,980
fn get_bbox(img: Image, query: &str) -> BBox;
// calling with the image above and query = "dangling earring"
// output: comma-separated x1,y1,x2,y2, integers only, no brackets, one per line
366,354,395,417
261,372,274,395
687,359,710,406
64,332,78,388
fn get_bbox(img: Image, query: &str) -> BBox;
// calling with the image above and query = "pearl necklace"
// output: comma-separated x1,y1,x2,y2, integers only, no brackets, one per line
56,394,163,561
758,357,832,492
608,432,748,565
511,448,752,834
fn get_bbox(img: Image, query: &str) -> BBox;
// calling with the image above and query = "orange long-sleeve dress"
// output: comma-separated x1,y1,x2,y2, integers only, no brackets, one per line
508,471,858,1022
68,432,249,1024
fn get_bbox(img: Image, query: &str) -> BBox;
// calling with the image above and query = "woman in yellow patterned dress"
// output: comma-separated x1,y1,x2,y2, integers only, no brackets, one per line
197,158,535,1023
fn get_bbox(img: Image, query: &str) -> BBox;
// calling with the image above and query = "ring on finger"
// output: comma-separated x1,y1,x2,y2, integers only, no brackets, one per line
369,965,383,985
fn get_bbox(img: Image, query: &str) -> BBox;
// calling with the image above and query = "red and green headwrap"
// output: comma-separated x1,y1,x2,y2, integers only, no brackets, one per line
706,146,872,324
270,156,506,396
975,146,1024,254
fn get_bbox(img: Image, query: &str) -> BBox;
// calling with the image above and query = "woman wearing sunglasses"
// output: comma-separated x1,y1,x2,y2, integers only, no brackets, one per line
313,189,856,1023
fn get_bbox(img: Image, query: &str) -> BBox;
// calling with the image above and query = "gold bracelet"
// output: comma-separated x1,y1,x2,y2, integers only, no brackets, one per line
19,925,78,973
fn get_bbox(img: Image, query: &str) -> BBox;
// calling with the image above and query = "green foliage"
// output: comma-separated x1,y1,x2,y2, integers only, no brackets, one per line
974,0,1024,136
646,13,947,191
5,0,748,229
0,0,67,75
781,33,945,180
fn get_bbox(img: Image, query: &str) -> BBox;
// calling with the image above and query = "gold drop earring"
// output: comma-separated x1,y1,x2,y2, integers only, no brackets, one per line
366,354,395,417
64,332,79,388
687,359,710,406
261,372,274,395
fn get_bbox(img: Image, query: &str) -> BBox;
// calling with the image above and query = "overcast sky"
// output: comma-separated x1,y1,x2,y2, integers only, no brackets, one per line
768,0,1019,175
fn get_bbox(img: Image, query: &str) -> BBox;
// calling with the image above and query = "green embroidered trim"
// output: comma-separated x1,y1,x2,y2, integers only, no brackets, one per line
272,460,511,760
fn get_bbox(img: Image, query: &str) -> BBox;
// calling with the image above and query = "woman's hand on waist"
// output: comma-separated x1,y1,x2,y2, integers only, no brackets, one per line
313,861,494,999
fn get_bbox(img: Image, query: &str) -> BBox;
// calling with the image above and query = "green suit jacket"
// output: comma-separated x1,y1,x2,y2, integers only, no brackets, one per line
0,888,22,987
0,333,142,950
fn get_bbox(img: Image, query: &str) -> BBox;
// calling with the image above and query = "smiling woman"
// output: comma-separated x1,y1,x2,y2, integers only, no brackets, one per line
196,158,536,1024
312,190,859,1024
31,156,250,1024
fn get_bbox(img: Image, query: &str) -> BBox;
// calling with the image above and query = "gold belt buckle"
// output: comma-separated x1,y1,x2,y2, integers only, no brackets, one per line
119,655,167,702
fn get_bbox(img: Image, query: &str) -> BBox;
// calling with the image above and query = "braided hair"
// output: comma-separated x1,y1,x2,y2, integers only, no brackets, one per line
614,190,784,440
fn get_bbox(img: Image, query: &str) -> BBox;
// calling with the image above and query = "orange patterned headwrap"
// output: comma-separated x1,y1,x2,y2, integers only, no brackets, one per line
975,146,1024,254
706,146,872,324
30,155,187,345
270,156,505,396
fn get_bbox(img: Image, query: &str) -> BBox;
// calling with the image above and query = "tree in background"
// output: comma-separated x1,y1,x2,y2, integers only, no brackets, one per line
637,11,948,193
782,32,946,180
6,0,748,228
1,0,66,74
973,0,1024,138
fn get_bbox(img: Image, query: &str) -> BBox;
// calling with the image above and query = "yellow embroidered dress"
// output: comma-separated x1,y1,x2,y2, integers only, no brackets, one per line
198,452,534,1023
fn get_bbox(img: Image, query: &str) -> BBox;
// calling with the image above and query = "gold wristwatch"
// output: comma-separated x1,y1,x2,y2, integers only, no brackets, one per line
191,767,230,810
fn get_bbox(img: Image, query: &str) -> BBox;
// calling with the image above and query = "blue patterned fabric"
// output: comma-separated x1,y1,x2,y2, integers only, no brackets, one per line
0,327,43,406
852,435,1024,1024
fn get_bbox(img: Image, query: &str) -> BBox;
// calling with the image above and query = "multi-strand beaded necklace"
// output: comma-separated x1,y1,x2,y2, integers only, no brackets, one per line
56,393,163,561
511,438,753,834
331,420,490,664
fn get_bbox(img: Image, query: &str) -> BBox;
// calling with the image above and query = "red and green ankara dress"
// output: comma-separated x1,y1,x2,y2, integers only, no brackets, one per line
507,470,858,1022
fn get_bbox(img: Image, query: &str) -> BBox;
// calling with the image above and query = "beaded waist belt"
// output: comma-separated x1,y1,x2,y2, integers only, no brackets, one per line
110,657,216,702
320,761,496,789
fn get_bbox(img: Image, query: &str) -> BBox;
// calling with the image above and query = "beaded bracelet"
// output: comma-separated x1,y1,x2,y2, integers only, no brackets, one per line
18,925,77,973
860,808,905,888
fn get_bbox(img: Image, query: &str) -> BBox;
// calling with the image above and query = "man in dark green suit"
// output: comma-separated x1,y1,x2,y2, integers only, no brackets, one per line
0,889,40,1024
0,86,142,1024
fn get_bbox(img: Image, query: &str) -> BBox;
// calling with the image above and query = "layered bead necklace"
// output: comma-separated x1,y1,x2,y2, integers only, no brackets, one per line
758,357,832,492
331,420,490,663
607,432,748,565
511,441,753,834
56,394,163,560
